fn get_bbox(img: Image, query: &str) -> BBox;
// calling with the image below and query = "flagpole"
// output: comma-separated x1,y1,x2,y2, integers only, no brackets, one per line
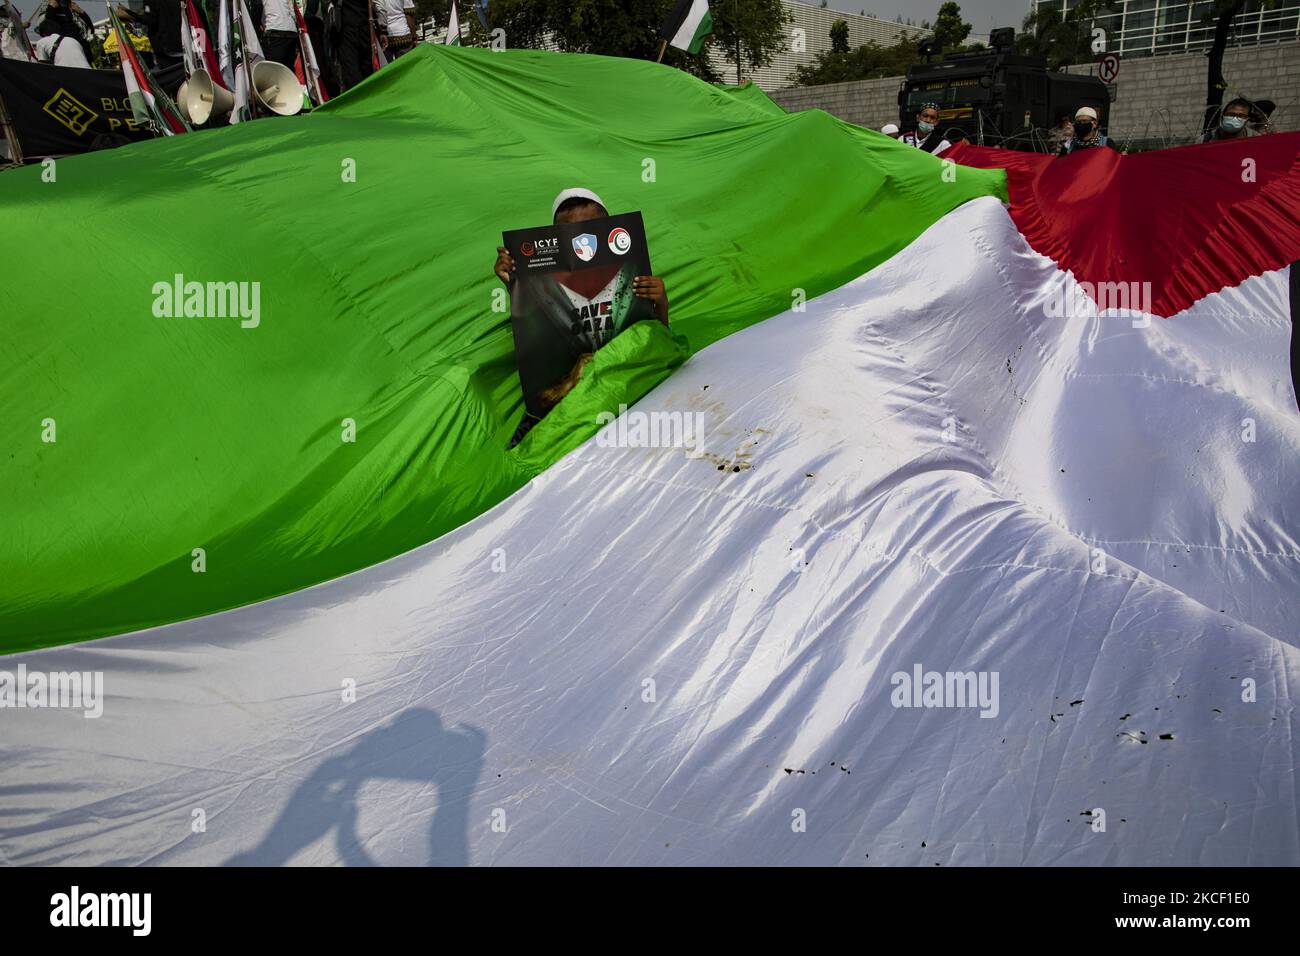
655,39,666,63
734,0,740,85
240,4,258,119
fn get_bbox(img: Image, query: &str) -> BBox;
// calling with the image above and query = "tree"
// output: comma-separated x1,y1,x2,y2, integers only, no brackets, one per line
829,19,849,55
792,3,985,87
1203,1,1248,134
1016,0,1109,70
488,0,789,84
932,2,970,49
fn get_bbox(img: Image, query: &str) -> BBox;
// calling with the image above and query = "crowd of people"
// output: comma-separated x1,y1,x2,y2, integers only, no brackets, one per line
4,0,430,96
883,97,1278,156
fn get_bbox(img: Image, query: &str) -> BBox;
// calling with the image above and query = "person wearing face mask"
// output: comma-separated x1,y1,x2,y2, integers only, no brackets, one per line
1055,107,1114,156
901,104,951,154
1202,98,1262,143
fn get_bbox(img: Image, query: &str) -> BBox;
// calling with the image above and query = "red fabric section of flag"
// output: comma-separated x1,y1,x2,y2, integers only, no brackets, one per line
186,0,227,88
946,134,1300,318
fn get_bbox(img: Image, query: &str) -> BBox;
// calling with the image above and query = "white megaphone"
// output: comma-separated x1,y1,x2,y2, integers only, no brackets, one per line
175,79,191,123
185,69,234,125
252,60,304,117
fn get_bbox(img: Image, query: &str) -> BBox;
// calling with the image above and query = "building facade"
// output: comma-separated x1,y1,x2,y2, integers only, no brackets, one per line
714,2,937,90
1031,0,1300,58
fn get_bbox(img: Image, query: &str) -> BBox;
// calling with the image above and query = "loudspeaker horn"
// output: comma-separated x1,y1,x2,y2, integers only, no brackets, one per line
175,79,191,123
252,60,304,117
185,69,234,125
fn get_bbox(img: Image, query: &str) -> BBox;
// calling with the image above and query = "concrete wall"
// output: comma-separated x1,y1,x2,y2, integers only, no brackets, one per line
769,39,1300,145
1064,40,1299,145
769,75,904,130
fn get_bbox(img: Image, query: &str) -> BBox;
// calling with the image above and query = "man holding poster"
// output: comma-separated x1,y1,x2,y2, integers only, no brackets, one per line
496,188,669,446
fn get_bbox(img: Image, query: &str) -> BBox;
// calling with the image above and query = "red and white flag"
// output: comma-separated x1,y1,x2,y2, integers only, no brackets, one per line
182,0,227,86
109,8,189,135
293,0,328,106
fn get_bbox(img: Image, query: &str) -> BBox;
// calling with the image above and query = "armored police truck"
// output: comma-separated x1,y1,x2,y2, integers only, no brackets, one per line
898,29,1110,151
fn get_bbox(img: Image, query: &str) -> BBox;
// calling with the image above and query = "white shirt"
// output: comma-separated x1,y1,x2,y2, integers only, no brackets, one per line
378,0,415,37
262,0,296,33
34,32,90,68
901,129,951,155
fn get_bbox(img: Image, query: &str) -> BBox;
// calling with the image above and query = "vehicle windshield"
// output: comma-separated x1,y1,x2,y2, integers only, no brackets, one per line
905,78,980,111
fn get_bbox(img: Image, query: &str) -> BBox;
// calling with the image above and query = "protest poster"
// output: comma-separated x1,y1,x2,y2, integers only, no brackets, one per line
502,211,655,428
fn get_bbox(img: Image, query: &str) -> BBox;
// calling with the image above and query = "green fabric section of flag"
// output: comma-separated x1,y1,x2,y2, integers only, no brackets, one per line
0,45,1005,653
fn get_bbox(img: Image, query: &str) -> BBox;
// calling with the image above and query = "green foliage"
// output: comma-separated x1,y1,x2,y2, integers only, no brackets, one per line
792,2,976,87
932,2,970,49
486,0,790,83
1015,0,1112,70
829,18,849,55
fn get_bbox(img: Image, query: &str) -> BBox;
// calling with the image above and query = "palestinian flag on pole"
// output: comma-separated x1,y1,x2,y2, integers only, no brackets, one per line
108,7,189,135
293,0,329,106
445,0,461,45
660,0,711,54
184,0,227,85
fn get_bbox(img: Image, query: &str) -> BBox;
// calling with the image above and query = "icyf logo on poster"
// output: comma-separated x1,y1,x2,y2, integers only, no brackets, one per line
607,227,632,255
573,234,598,261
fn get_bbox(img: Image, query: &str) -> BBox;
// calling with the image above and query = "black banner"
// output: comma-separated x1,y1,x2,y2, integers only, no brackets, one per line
0,865,1284,941
0,58,181,158
502,211,654,426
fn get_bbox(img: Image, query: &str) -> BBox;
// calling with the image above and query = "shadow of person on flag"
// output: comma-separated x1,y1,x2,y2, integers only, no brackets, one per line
225,708,486,866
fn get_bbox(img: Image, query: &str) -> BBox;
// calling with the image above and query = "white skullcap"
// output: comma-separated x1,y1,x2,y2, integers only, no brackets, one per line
880,123,900,136
551,188,607,220
1074,106,1099,121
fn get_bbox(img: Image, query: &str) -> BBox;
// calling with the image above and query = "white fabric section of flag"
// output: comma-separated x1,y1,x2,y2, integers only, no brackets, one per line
445,0,460,45
217,0,234,89
1,198,1296,866
112,18,161,131
230,0,264,124
180,3,199,75
1,0,32,62
237,0,265,62
669,0,711,53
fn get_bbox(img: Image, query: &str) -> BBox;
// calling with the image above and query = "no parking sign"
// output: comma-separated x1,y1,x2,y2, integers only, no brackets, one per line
1099,53,1121,84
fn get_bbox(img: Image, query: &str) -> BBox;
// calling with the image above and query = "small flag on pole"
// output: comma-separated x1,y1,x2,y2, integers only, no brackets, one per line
108,7,190,134
445,0,461,45
183,0,227,85
217,0,235,89
293,0,328,106
660,0,712,55
230,0,266,124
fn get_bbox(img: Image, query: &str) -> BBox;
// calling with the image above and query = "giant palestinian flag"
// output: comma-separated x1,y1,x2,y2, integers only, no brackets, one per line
1,46,1297,866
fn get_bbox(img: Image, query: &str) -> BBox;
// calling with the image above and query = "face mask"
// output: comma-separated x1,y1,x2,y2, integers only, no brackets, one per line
1073,121,1094,139
1221,115,1246,131
917,121,935,134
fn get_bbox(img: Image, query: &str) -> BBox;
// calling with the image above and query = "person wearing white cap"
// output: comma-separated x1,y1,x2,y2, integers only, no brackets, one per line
880,123,900,139
495,188,671,445
1056,106,1114,156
